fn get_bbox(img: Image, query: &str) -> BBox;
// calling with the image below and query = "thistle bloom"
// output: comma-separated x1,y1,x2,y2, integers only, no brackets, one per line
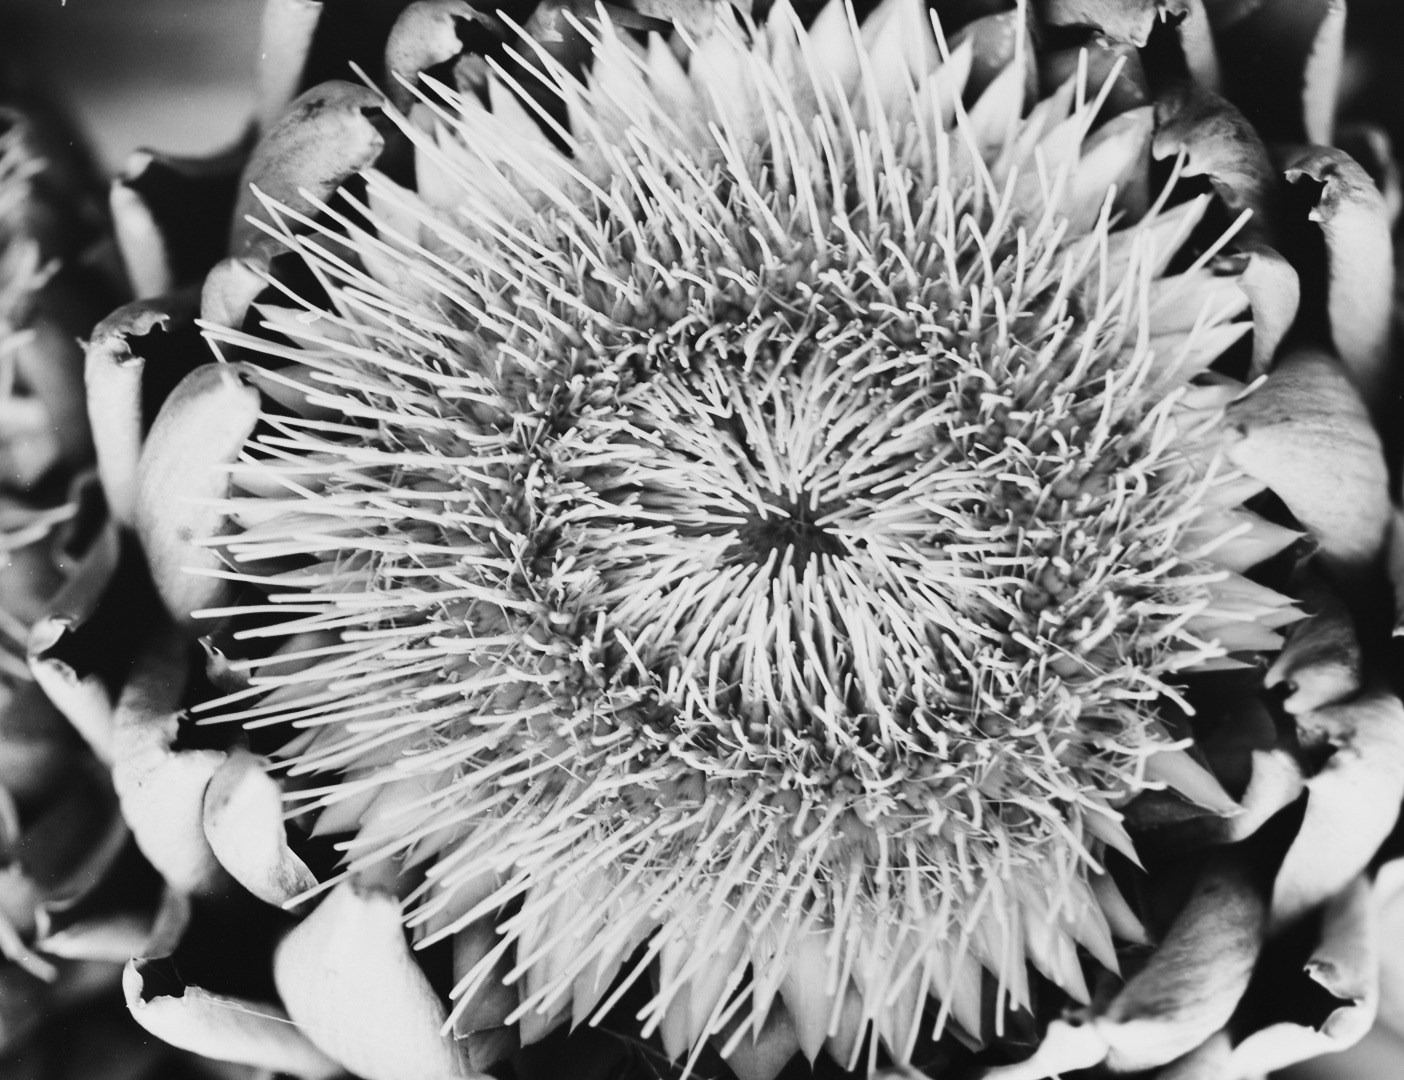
189,2,1318,1067
45,1,1404,1079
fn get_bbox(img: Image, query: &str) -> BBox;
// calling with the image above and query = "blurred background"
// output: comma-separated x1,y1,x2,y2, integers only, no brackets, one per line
4,0,263,169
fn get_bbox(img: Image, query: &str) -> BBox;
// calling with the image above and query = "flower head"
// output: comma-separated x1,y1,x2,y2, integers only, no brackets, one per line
175,0,1314,1069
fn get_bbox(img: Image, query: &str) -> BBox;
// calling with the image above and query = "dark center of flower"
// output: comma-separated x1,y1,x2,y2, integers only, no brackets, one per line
730,494,847,569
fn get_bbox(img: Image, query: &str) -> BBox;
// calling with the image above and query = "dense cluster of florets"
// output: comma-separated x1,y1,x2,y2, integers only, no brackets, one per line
206,2,1292,1056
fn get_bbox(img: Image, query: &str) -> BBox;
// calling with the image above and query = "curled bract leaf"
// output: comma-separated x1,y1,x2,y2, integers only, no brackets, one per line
124,958,341,1078
1231,874,1378,1074
387,1,503,113
108,165,170,303
1095,855,1265,1071
202,749,317,908
985,856,1266,1078
1217,747,1304,844
83,296,202,526
273,880,474,1080
38,884,189,966
1217,242,1298,376
1337,123,1402,226
1284,147,1395,407
134,362,261,631
200,255,270,332
26,516,120,760
109,145,245,300
1272,690,1404,928
229,80,384,259
109,615,227,895
1224,349,1390,575
202,80,386,329
1153,82,1275,234
1265,571,1361,714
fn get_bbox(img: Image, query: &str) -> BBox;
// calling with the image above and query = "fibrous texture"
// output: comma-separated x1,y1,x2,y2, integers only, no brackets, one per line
198,0,1301,1068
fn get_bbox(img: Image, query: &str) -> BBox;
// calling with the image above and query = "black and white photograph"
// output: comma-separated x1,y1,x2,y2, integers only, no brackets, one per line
3,1,1404,1078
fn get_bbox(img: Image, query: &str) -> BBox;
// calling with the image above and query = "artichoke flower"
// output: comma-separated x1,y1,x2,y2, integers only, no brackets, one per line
45,0,1404,1079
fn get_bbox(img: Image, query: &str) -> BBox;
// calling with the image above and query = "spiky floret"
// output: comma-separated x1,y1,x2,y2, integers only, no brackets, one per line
200,0,1300,1067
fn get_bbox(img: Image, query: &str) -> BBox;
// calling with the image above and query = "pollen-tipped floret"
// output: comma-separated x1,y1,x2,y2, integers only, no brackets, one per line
199,0,1303,1068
